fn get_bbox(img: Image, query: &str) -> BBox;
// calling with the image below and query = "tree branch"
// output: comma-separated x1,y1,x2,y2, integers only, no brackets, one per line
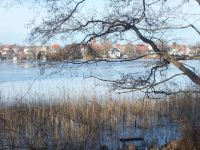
131,24,200,86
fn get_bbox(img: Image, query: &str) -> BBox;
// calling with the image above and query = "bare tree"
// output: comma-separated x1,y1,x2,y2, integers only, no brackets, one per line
2,0,200,95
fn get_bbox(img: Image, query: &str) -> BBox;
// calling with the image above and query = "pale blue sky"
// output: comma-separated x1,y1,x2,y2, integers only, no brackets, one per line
0,0,105,45
0,0,200,45
0,6,34,44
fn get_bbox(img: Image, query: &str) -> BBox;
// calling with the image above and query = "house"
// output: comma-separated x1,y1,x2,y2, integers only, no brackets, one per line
108,48,121,58
51,44,61,53
91,38,103,51
91,38,107,58
135,44,150,55
81,44,97,60
24,47,30,55
36,46,50,60
0,45,14,59
12,46,22,54
2,45,10,51
169,44,192,57
82,38,107,59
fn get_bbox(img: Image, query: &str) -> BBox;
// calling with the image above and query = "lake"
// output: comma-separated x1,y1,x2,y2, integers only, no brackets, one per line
0,59,199,148
0,59,199,102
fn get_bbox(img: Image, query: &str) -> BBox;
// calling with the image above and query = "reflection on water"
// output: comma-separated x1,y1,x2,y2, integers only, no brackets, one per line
0,59,198,149
103,124,181,149
0,59,200,100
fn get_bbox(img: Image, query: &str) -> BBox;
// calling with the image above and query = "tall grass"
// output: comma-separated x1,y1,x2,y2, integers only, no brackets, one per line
0,92,199,149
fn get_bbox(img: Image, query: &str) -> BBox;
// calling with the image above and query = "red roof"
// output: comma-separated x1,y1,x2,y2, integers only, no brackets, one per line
52,44,60,49
92,43,103,51
91,39,103,51
2,45,11,48
115,44,121,49
135,44,149,51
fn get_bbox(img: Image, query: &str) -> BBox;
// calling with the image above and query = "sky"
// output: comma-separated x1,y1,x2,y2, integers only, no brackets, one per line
0,6,33,44
0,0,106,45
0,0,200,45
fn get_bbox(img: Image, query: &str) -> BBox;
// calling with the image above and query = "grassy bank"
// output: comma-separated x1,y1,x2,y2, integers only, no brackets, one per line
0,93,199,149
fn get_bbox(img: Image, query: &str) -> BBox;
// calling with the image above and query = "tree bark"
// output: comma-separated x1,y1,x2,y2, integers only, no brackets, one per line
132,25,200,86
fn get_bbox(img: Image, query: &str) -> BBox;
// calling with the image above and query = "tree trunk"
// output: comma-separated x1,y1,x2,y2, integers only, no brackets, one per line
132,25,200,86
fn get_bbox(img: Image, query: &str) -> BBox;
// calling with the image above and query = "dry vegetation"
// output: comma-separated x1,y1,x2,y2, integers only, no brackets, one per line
0,92,199,150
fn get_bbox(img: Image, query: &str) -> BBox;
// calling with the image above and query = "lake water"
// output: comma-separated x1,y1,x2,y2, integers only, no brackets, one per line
0,59,199,148
0,59,199,102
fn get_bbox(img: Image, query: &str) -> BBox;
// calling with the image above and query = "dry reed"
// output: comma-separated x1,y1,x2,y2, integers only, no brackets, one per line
0,92,199,149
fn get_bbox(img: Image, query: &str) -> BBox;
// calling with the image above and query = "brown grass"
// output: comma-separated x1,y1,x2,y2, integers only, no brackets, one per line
0,92,199,149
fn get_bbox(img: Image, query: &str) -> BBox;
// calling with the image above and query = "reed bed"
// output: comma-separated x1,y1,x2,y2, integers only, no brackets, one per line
0,92,199,149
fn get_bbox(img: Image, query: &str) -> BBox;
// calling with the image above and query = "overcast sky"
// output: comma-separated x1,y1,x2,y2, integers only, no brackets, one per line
0,0,200,45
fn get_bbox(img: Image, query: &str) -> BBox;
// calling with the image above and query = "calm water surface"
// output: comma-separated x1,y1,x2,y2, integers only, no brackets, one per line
0,59,198,148
0,59,199,101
